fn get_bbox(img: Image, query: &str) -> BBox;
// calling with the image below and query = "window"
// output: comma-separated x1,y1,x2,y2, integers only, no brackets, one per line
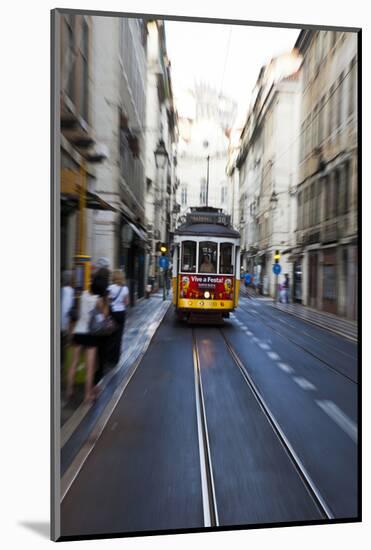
198,242,217,273
313,105,319,148
324,176,331,220
348,58,357,117
181,241,196,273
337,72,344,129
64,15,76,101
344,161,351,214
181,184,187,206
328,85,335,136
334,170,342,217
318,97,325,144
297,191,303,230
330,31,336,50
304,187,310,228
314,181,321,225
310,183,316,226
80,19,89,122
200,178,207,205
220,243,234,274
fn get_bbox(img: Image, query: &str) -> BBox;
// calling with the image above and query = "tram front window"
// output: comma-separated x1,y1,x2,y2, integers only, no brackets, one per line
220,243,234,274
199,242,217,273
181,241,196,272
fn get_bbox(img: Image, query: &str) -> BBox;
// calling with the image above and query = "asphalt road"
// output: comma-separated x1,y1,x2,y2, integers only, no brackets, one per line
61,300,358,538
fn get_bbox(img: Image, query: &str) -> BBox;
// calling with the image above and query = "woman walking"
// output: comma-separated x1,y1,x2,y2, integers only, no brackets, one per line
66,274,109,403
107,270,129,367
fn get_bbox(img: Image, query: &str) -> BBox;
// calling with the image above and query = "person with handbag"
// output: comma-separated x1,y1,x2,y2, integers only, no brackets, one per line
107,270,129,367
66,273,109,404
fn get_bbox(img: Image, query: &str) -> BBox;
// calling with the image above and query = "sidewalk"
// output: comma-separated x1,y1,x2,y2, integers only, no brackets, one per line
272,301,358,342
61,291,171,430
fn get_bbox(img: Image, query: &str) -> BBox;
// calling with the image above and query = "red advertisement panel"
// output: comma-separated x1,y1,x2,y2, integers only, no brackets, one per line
179,274,234,301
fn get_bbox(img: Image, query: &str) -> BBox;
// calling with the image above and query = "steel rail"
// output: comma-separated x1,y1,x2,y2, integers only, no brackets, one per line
192,330,219,527
220,329,335,521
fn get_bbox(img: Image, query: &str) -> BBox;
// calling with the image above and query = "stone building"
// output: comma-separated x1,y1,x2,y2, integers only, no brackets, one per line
235,52,302,296
144,20,178,289
294,30,358,318
60,13,116,281
92,15,149,304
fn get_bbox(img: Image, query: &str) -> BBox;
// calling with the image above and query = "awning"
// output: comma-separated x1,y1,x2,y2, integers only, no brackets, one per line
128,221,147,241
86,190,116,212
61,191,116,212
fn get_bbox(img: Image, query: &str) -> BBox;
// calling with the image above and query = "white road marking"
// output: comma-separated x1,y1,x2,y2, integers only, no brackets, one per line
277,362,294,373
251,336,260,344
258,342,270,350
316,400,357,443
267,351,280,361
245,330,253,336
293,377,316,391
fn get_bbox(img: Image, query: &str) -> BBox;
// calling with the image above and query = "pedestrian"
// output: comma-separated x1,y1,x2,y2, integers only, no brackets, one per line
107,270,129,367
244,271,251,287
283,273,290,303
66,273,109,404
93,259,111,385
61,270,75,370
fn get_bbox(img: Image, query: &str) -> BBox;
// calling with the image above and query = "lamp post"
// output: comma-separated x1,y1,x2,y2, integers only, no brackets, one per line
270,189,279,302
154,139,169,292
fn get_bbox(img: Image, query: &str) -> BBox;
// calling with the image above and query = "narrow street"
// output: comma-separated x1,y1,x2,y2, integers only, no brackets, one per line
60,296,358,538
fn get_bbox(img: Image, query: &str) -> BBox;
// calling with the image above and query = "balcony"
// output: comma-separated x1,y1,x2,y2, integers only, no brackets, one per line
321,221,338,244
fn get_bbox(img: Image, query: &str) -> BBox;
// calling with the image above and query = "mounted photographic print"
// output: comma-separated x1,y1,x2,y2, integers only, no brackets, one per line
51,7,361,542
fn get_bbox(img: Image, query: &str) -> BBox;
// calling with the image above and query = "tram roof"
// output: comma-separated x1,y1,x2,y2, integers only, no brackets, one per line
175,222,240,239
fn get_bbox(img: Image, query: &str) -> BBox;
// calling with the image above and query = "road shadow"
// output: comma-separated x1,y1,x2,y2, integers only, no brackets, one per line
18,521,49,539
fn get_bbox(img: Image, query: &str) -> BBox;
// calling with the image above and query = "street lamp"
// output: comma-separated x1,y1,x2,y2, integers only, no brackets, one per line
153,139,169,293
154,139,169,169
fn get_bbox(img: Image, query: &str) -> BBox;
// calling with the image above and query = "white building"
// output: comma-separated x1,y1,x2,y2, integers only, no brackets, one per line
175,84,237,224
235,51,302,296
144,20,178,288
91,16,149,302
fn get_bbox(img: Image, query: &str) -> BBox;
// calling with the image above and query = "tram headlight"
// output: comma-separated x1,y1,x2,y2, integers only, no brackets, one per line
204,291,210,299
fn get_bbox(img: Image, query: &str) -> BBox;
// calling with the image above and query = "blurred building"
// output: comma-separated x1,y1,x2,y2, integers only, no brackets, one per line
175,84,237,221
294,30,358,318
144,20,178,289
92,16,149,304
60,14,116,276
235,51,302,296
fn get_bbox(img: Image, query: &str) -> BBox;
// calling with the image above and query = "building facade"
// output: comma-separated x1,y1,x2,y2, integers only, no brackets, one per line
60,13,116,283
59,14,178,304
295,30,358,319
144,20,178,289
235,52,302,296
175,84,237,222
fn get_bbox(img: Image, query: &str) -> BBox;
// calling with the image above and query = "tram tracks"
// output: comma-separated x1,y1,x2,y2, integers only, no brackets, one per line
192,327,334,526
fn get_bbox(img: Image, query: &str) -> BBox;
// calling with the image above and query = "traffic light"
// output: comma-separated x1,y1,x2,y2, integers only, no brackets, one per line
160,243,167,256
274,250,280,263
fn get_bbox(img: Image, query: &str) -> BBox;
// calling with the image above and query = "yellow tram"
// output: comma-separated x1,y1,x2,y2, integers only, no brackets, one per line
172,207,240,322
